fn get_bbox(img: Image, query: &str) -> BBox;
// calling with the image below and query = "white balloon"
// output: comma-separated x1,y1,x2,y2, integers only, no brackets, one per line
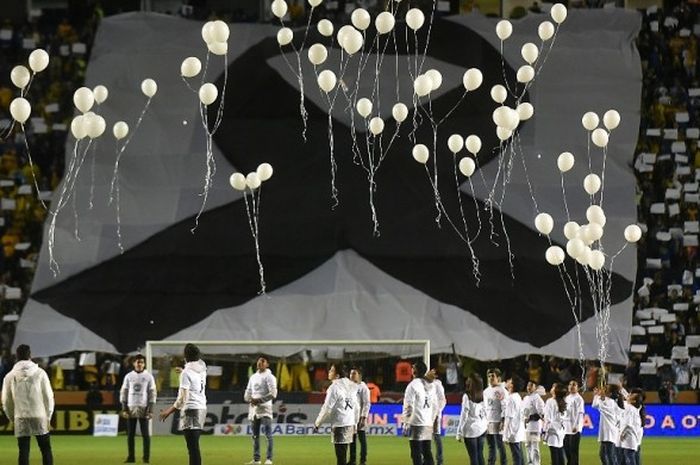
587,222,604,242
392,103,408,122
9,97,31,123
277,27,294,46
490,85,507,104
538,21,555,41
447,134,464,154
246,172,262,189
591,128,609,148
208,41,228,56
496,20,512,40
308,43,328,65
576,246,592,266
462,68,483,91
73,87,94,113
199,83,219,106
113,121,129,140
181,57,202,78
624,224,642,243
308,0,322,6
87,114,106,138
271,0,288,18
583,173,601,195
459,157,476,177
496,126,512,141
351,8,371,31
545,246,565,265
557,152,575,172
28,49,49,73
516,102,534,121
603,109,620,131
425,69,442,91
342,29,364,55
211,20,229,43
563,221,580,240
516,65,535,83
317,19,334,37
257,163,274,181
10,66,30,89
141,78,158,98
492,106,519,131
589,250,605,270
521,43,539,64
551,3,568,24
406,8,425,31
534,212,554,235
229,172,247,191
577,225,592,245
375,12,395,35
317,70,337,93
414,75,433,97
93,85,108,104
412,144,429,164
71,115,87,140
201,21,215,44
356,98,373,118
581,111,599,131
336,25,354,47
566,238,585,259
586,205,606,227
465,135,482,155
369,117,385,136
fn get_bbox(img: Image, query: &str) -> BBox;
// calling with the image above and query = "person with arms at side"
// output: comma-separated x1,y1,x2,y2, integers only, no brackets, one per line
314,364,359,465
120,354,157,463
521,381,544,465
244,355,278,465
502,377,525,465
402,361,439,465
1,344,54,465
160,344,207,465
349,366,371,465
484,368,508,465
433,371,447,465
456,373,487,465
618,393,643,465
629,388,645,465
592,384,623,465
564,379,584,465
542,383,567,465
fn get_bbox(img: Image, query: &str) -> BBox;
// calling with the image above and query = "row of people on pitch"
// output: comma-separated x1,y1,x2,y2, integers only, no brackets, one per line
592,384,646,465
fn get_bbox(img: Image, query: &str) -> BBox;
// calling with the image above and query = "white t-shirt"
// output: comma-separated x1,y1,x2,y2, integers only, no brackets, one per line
176,360,207,410
521,391,545,433
483,383,507,424
503,392,526,443
120,370,157,408
244,369,278,419
434,379,447,433
315,378,359,428
456,393,487,438
592,395,621,444
619,403,643,450
402,378,438,427
355,381,371,422
543,398,566,448
564,393,584,434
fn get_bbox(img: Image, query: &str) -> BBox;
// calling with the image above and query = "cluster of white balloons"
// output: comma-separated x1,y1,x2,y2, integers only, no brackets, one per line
201,19,230,56
489,84,534,141
229,163,274,191
582,109,620,148
8,49,50,124
70,86,109,140
443,134,483,177
495,3,565,44
180,20,230,106
413,69,443,97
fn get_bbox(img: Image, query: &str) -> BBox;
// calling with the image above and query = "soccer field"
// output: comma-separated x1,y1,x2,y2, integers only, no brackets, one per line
0,436,698,465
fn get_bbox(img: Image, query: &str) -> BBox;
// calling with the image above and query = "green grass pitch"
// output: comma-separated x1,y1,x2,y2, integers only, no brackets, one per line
0,435,698,464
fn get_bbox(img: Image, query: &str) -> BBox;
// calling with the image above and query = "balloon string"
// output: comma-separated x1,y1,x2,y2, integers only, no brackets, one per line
72,189,80,241
499,40,516,97
243,189,267,295
452,154,481,286
88,145,96,210
20,123,47,209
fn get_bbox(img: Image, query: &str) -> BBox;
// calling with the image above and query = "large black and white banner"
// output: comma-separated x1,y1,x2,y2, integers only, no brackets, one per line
15,11,641,362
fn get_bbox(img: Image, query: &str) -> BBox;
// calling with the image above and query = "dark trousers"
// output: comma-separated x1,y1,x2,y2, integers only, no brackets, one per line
433,432,444,465
126,417,150,460
252,417,273,461
636,447,641,465
563,433,580,465
334,443,348,465
486,433,507,465
621,448,638,465
409,440,434,465
464,435,486,465
349,430,367,464
599,441,618,465
184,430,202,465
549,446,565,465
508,442,524,465
17,434,53,465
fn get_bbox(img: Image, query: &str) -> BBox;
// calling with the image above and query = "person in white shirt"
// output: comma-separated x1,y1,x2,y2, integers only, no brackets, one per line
592,384,624,465
502,378,525,465
314,364,359,465
542,383,567,465
563,379,584,465
244,355,278,465
521,381,544,465
619,393,643,465
1,344,54,465
483,368,507,465
456,373,487,465
629,388,646,465
160,344,207,465
402,360,439,465
119,354,157,463
349,367,371,465
433,374,447,465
